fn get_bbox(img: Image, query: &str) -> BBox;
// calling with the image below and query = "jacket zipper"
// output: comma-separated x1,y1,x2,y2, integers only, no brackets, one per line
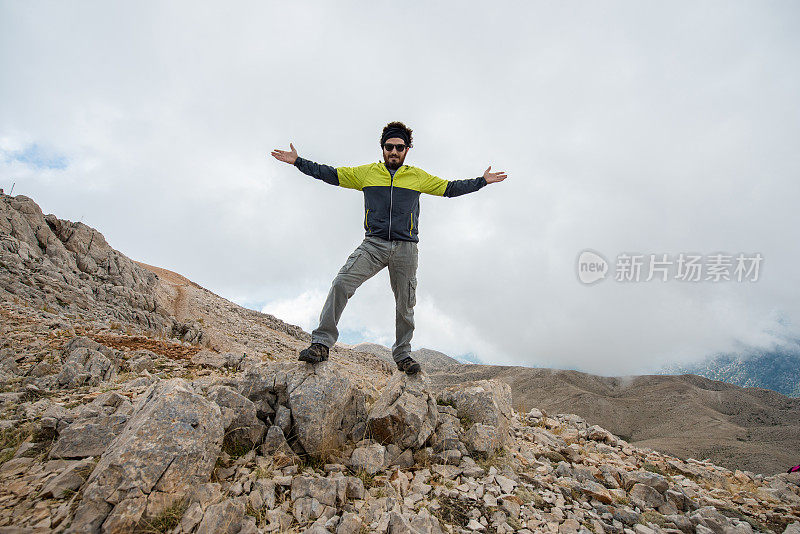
386,164,405,240
365,208,370,231
388,169,394,240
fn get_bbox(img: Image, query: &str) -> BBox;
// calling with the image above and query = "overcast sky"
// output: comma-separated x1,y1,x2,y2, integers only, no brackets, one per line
2,1,799,375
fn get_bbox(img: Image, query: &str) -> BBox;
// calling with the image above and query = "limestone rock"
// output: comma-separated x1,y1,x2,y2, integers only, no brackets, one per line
629,482,666,509
191,350,227,369
463,423,502,455
586,424,617,445
195,498,245,534
350,443,386,475
239,361,365,457
65,379,224,533
621,469,670,493
439,379,512,440
260,425,296,458
367,373,438,450
207,385,266,451
49,413,129,459
38,458,96,499
57,347,117,388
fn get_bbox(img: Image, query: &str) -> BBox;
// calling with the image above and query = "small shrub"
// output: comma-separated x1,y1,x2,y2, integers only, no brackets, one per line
0,421,37,464
436,398,456,409
642,463,667,476
459,415,473,431
353,468,378,489
475,448,509,472
254,463,273,480
612,495,630,506
431,494,471,527
221,438,254,459
297,453,326,472
136,497,189,533
245,500,266,527
507,516,523,530
515,487,535,504
640,510,668,528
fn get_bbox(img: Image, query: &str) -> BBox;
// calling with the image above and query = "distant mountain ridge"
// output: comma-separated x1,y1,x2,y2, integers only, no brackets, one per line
658,344,800,398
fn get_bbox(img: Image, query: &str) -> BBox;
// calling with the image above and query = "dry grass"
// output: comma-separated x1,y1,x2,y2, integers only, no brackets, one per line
88,333,201,361
0,420,37,464
475,447,511,472
640,510,668,528
134,497,189,533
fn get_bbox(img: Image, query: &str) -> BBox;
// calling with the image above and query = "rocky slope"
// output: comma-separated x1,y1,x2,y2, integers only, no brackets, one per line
424,365,800,476
1,192,799,533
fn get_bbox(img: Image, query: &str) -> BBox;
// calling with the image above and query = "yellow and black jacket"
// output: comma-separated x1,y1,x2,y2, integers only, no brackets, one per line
294,157,487,243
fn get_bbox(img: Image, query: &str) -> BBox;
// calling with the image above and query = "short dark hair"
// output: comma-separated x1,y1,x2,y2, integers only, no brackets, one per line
380,121,413,148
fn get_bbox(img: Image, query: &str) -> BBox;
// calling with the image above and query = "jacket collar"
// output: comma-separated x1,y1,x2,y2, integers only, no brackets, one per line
379,162,409,172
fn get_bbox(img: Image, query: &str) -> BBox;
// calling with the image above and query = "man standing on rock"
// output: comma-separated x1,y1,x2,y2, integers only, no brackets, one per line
271,121,507,375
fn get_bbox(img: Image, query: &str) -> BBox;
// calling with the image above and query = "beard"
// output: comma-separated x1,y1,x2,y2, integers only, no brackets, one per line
386,156,402,170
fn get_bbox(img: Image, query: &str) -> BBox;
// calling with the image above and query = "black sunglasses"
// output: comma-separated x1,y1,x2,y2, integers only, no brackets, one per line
383,143,407,152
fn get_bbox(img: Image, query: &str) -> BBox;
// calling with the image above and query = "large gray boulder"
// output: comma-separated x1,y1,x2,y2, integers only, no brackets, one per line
207,385,267,453
438,379,513,439
195,498,246,534
366,373,438,450
238,361,367,457
66,379,224,533
49,413,129,459
463,422,502,455
49,391,134,459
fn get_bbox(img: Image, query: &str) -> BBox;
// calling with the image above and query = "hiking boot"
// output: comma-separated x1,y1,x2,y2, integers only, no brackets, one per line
396,356,421,375
299,342,329,364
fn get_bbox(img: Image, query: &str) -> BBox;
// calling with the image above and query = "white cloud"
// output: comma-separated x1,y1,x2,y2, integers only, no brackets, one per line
259,289,327,334
2,0,799,375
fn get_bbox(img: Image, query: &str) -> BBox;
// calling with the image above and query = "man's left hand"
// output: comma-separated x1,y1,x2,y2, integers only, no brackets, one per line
484,166,508,184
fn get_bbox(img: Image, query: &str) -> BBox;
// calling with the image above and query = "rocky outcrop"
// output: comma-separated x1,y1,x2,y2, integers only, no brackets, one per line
0,194,173,333
1,333,799,533
44,389,132,460
366,373,438,450
66,379,223,533
238,361,369,458
207,385,267,453
438,379,513,456
439,379,513,430
56,336,124,388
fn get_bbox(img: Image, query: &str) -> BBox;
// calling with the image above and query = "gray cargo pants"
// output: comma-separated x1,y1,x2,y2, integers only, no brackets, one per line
311,236,418,363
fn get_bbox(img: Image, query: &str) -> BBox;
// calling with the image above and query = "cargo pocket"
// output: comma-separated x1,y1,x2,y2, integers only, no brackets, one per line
340,251,363,274
408,277,417,307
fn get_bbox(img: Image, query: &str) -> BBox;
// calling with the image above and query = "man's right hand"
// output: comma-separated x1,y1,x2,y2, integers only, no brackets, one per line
271,143,298,165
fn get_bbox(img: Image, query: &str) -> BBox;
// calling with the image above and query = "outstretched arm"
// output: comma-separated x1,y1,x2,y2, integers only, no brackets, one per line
270,143,338,186
444,175,487,197
294,157,339,186
421,166,508,197
270,143,362,189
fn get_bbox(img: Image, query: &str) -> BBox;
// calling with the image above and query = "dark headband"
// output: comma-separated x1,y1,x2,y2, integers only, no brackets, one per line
381,127,410,146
